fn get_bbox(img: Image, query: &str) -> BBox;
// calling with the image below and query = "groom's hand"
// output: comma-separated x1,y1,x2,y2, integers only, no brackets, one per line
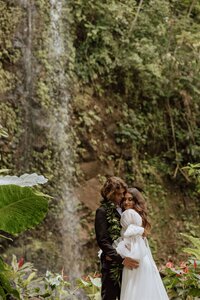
122,257,139,270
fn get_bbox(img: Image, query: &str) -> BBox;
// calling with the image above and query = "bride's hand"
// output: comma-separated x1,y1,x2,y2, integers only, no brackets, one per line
123,257,139,270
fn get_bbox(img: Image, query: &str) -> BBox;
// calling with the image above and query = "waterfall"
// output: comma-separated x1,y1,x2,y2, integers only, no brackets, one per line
14,0,82,279
48,0,81,278
16,0,33,169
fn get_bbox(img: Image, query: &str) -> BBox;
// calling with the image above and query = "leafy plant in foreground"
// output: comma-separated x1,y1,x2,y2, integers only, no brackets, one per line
77,273,101,300
163,234,200,299
0,173,49,299
0,255,80,300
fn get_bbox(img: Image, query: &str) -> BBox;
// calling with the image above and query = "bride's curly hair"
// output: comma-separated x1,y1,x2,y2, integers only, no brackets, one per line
122,187,151,232
101,176,127,201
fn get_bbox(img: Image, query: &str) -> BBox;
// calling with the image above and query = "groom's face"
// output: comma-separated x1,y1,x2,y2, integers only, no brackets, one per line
113,188,125,205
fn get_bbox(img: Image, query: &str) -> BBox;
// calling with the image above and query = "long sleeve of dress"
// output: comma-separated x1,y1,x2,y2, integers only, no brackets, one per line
95,207,123,264
123,224,144,237
115,209,147,260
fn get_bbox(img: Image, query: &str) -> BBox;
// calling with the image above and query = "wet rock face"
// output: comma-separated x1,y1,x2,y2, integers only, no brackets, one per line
0,0,85,278
0,0,138,278
75,177,101,211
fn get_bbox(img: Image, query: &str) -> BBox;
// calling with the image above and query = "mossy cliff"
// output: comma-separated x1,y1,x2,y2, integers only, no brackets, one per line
0,0,199,276
0,0,82,277
70,0,200,268
72,89,199,267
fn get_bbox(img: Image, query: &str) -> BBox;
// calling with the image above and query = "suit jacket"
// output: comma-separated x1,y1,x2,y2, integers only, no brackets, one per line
95,204,123,265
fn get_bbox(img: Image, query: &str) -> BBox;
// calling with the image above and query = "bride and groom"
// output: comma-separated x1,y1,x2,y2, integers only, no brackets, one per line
95,176,169,300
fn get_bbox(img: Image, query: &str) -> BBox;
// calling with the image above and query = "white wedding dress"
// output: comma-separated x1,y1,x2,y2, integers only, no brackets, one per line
115,209,169,300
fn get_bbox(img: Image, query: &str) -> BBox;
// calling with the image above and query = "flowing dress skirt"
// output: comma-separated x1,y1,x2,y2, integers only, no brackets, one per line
120,247,169,300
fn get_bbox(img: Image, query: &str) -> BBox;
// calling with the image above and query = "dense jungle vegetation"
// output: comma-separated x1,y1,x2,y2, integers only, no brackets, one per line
70,0,200,184
70,0,200,266
0,0,200,298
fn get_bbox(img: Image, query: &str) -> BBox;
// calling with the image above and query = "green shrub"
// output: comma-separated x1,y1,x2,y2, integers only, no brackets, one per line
163,234,200,299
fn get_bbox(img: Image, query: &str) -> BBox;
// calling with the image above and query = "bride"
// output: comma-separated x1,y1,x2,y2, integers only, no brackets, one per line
115,188,169,300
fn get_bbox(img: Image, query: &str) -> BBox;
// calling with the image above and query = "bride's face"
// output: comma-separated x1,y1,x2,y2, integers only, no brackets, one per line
122,192,134,210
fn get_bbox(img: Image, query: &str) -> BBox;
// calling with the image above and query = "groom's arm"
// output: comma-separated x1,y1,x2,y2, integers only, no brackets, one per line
95,207,140,269
95,207,123,264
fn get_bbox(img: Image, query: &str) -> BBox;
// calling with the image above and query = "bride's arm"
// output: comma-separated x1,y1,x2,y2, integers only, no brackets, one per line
123,224,144,237
117,210,147,260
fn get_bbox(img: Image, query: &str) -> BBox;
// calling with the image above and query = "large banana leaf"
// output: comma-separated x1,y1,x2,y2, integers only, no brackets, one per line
0,185,49,234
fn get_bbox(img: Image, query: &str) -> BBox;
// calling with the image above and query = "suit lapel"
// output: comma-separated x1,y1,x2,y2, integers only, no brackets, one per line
115,208,122,219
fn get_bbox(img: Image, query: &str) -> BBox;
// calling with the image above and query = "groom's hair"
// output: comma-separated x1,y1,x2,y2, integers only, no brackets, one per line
101,176,127,201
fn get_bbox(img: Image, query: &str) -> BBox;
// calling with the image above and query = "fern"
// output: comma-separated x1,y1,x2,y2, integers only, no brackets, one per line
181,233,200,260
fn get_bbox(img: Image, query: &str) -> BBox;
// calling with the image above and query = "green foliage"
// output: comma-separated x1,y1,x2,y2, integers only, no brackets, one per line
0,185,49,235
0,174,51,299
115,111,148,148
0,103,23,171
0,255,79,300
0,255,102,300
0,257,20,299
77,110,101,133
100,199,122,283
182,233,200,260
183,163,200,196
100,199,121,241
0,125,8,138
70,0,200,182
163,260,200,300
77,274,101,300
36,79,51,109
0,254,102,300
0,1,22,93
163,234,200,299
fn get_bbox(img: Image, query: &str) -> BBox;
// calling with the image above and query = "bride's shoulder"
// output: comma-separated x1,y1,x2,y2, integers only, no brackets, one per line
122,208,138,217
121,209,142,223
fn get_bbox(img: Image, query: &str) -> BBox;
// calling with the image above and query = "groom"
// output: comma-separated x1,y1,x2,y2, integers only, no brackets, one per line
95,176,139,300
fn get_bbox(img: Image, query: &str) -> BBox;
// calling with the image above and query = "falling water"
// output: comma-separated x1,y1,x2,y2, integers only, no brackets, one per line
13,0,83,279
15,0,82,279
49,0,81,278
16,0,33,169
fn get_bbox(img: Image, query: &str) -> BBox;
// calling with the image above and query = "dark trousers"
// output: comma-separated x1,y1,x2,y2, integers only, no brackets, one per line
101,263,121,300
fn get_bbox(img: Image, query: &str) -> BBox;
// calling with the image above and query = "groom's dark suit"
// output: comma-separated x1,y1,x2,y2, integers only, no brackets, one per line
95,204,123,300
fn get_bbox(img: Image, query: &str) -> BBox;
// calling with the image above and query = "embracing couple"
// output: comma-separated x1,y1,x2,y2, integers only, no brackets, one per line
95,176,169,300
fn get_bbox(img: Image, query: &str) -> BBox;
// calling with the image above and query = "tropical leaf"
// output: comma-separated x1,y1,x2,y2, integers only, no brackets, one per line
181,233,200,248
88,276,101,288
0,173,48,186
0,257,20,300
0,285,6,299
181,233,200,260
0,185,49,234
78,278,90,287
183,248,200,260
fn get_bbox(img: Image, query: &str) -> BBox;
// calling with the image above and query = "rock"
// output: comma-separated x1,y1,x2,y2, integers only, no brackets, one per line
75,177,102,210
79,161,102,180
80,159,117,179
